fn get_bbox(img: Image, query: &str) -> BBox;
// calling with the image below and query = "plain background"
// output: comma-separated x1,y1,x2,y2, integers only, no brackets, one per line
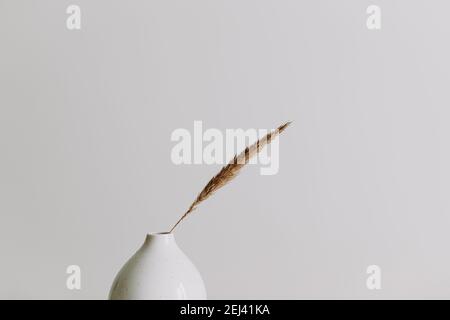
1,0,450,299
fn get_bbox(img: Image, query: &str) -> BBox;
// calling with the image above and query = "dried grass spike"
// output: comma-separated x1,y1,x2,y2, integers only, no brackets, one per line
169,121,291,233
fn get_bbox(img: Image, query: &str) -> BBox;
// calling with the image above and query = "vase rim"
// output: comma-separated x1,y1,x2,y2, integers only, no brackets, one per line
146,232,174,238
144,232,175,245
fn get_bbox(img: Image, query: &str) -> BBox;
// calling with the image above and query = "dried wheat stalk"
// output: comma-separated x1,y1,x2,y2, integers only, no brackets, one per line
169,121,291,233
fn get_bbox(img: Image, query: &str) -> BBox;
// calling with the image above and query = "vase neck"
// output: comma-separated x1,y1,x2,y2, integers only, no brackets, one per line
144,232,175,247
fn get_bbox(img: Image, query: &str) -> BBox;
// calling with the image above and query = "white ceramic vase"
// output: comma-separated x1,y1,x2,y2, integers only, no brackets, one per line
109,232,207,300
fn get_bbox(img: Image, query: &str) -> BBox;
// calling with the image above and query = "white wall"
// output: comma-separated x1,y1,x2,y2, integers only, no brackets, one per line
1,0,450,299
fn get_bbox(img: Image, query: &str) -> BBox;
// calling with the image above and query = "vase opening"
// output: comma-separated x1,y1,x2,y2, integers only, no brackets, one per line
144,232,175,246
147,232,173,237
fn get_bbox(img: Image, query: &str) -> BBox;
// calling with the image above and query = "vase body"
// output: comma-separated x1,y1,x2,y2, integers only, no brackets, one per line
109,233,207,300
